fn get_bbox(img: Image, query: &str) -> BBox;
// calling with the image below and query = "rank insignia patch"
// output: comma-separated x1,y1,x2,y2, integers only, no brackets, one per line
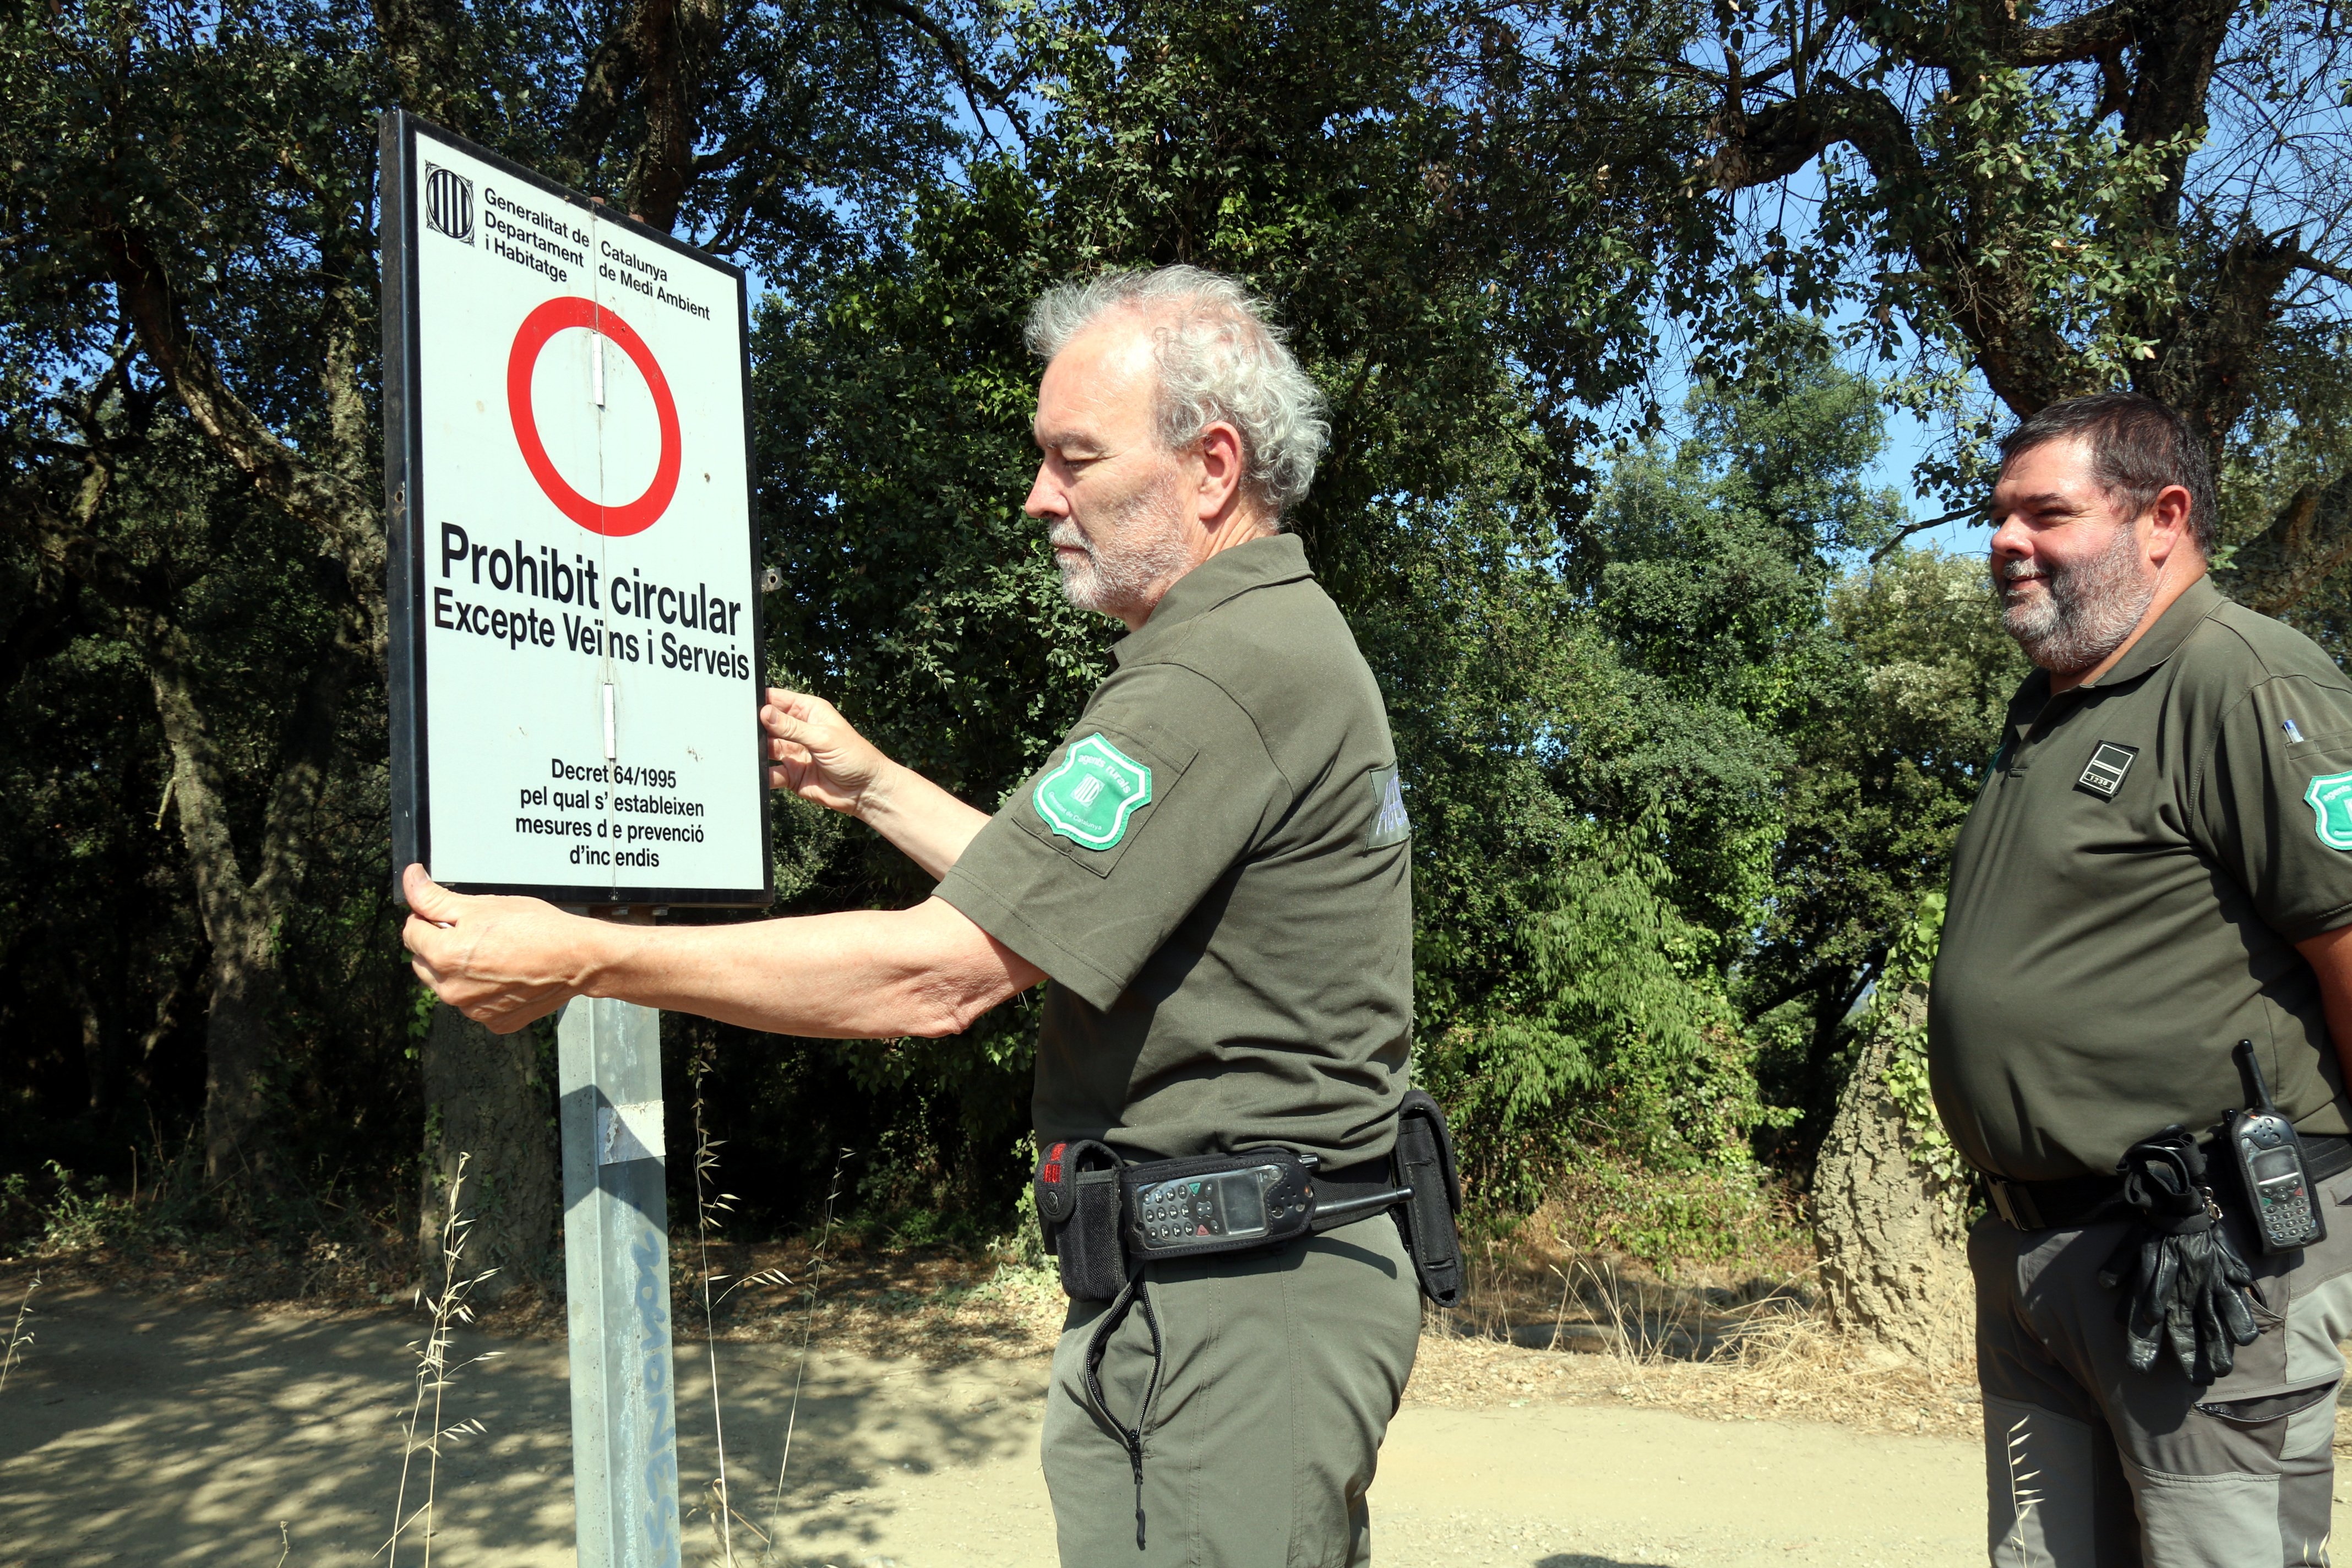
2076,742,2138,801
1034,734,1153,850
2306,771,2352,851
1368,763,1412,848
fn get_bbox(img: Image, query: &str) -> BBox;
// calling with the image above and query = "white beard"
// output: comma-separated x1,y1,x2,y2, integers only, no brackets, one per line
1050,488,1194,622
1996,525,2158,674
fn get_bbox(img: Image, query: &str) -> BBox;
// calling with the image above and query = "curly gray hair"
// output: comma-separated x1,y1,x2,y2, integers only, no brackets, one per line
1023,266,1330,522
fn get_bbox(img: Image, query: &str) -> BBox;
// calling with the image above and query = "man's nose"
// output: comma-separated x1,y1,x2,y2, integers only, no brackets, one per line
1989,510,2030,562
1023,464,1063,520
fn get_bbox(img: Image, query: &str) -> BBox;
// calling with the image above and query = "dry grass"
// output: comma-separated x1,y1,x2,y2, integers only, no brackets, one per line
1401,1200,1984,1438
1409,1307,1982,1438
669,1206,1989,1441
386,1154,500,1567
1,1268,36,1394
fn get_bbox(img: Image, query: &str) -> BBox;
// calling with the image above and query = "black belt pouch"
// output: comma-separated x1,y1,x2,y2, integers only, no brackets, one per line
1392,1089,1465,1307
1035,1139,1127,1301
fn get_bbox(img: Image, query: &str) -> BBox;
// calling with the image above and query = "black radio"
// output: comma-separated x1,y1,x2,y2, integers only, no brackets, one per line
2226,1039,2327,1254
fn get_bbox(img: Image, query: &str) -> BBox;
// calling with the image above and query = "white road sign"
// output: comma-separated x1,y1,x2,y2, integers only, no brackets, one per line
382,111,770,906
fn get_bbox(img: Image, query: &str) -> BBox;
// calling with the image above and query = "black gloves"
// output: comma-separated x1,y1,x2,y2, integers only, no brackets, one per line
2099,1127,2261,1381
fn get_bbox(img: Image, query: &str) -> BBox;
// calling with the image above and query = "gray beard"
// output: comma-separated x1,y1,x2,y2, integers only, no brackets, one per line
1051,493,1193,622
1996,525,2158,674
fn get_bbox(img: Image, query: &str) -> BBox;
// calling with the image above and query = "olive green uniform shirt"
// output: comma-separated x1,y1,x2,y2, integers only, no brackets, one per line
936,534,1413,1166
1928,575,2352,1182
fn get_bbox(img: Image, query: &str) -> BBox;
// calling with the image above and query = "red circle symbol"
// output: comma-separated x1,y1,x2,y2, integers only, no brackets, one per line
506,297,682,536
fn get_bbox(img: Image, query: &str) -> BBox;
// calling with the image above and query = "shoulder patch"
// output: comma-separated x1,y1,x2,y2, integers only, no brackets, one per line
1368,763,1412,848
1034,734,1153,850
2306,771,2352,851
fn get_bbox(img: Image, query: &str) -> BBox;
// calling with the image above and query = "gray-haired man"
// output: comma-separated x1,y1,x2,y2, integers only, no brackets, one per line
1929,391,2352,1564
404,265,1429,1566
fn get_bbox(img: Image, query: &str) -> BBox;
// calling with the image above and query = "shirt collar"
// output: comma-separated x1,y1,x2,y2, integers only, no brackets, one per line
2078,573,2224,690
1112,533,1313,666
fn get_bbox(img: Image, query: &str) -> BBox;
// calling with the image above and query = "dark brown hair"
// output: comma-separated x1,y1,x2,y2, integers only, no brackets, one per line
1997,392,2216,552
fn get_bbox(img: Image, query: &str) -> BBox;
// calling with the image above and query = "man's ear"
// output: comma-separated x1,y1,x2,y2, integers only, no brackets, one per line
1192,420,1246,525
2145,483,2197,565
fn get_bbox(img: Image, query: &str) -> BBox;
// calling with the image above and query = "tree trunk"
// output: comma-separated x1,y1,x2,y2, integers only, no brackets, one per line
72,980,110,1113
418,1003,558,1302
199,937,284,1182
1813,979,1975,1364
146,617,355,1188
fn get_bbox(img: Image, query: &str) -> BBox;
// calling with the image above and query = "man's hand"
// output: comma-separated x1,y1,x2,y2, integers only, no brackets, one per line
762,688,893,816
402,864,600,1035
761,688,990,877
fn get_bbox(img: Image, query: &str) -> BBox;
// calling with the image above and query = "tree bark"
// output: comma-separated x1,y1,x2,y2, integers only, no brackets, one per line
144,606,359,1184
2222,470,2352,617
418,1003,558,1300
1813,981,1974,1364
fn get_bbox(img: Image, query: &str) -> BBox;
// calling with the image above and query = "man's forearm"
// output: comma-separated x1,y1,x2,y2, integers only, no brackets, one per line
2296,924,2352,1092
858,763,994,880
582,895,1039,1037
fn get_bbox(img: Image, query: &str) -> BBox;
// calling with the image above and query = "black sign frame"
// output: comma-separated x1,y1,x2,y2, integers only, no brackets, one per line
380,107,773,908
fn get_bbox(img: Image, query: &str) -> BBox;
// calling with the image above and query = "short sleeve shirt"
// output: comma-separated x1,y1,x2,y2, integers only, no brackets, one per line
1928,575,2352,1180
935,535,1414,1164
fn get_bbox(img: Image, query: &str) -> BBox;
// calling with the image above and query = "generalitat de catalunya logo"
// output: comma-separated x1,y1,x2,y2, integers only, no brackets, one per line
424,163,475,244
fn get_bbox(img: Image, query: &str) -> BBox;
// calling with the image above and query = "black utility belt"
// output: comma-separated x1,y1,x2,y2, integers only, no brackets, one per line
1985,1133,2352,1232
1033,1088,1466,1307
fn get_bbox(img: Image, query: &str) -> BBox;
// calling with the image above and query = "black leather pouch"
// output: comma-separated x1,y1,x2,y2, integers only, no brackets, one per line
1392,1089,1465,1307
1035,1138,1128,1302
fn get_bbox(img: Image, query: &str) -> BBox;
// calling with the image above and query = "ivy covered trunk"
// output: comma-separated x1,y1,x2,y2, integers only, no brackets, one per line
1814,895,1975,1364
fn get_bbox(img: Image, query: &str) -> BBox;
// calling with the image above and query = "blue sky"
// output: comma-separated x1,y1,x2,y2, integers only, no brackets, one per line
1870,404,1986,558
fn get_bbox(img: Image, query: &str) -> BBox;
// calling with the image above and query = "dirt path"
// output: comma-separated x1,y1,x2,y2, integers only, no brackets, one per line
0,1278,2289,1567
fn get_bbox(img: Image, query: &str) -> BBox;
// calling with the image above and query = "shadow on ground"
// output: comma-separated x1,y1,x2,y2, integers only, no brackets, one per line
0,1279,1046,1567
3,1272,2023,1566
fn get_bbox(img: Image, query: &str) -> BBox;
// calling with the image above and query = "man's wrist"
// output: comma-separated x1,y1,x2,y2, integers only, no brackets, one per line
573,910,635,998
854,759,909,830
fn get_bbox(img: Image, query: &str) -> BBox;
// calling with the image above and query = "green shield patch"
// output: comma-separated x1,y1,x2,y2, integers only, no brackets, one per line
1035,734,1153,850
2305,770,2352,851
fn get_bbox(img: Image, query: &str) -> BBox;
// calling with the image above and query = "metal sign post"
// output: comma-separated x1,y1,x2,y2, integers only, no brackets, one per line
559,987,681,1568
379,107,771,1568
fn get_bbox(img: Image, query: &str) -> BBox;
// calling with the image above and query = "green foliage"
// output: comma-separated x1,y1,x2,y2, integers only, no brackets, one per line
24,1162,149,1255
1419,829,1794,1213
1545,1158,1805,1272
1744,547,2026,1152
1578,317,1907,937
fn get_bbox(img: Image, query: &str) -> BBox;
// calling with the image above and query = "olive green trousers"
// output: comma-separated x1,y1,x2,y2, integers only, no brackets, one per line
1973,1160,2352,1566
1042,1212,1423,1567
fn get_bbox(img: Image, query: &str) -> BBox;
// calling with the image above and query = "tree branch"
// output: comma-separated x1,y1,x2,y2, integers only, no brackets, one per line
2006,7,2136,66
1696,82,1918,193
2289,248,2352,291
1869,505,1982,562
861,0,1019,138
94,222,386,661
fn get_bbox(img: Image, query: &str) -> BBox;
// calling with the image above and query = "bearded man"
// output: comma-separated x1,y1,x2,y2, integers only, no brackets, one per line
402,265,1450,1567
1928,391,2352,1566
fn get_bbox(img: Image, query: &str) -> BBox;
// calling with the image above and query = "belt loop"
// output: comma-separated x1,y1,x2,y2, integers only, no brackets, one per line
1989,1178,2045,1231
